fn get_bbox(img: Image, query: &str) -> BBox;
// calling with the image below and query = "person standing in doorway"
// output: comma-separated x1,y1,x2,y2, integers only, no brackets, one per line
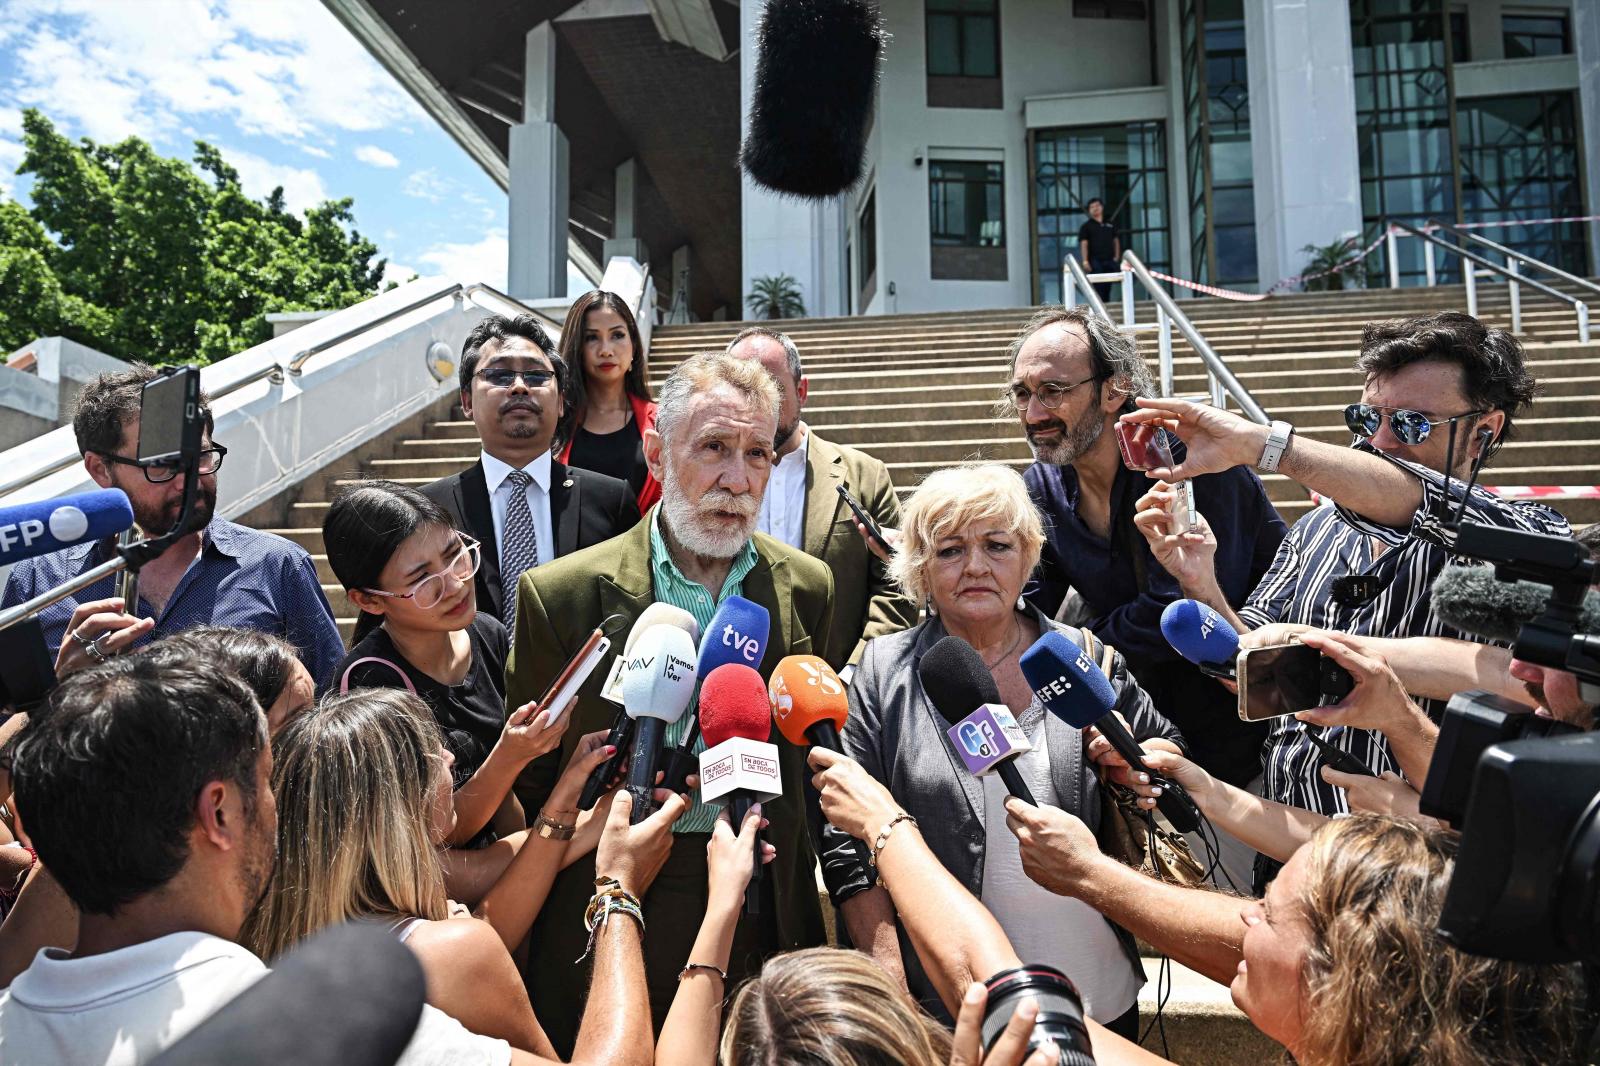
1079,198,1121,302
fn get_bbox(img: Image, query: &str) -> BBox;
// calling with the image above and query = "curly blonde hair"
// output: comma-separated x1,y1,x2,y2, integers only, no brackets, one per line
1293,815,1583,1066
889,463,1045,607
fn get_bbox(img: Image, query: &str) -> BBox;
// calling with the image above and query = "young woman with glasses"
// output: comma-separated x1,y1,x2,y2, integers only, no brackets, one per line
324,480,572,846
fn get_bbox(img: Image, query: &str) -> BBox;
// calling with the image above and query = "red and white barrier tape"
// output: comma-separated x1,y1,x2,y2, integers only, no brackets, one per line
1308,486,1600,506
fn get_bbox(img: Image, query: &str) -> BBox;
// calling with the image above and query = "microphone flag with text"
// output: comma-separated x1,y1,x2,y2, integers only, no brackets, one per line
1019,630,1201,833
621,624,697,823
920,636,1037,807
0,489,134,566
672,596,770,761
579,603,700,810
699,662,781,916
769,654,848,751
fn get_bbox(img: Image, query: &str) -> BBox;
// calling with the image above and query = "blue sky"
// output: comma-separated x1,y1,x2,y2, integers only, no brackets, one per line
0,0,584,294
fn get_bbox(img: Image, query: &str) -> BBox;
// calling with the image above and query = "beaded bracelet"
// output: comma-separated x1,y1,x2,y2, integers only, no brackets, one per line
576,877,644,962
870,813,916,889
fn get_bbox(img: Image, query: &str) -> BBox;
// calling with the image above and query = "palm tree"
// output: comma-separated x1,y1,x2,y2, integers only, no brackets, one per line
746,274,807,319
1298,236,1368,292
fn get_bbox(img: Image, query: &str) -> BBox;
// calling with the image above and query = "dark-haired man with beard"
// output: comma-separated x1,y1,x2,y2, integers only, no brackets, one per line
0,366,344,690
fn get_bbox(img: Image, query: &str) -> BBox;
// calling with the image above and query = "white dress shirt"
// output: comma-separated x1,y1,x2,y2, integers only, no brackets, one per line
757,425,809,549
481,449,554,569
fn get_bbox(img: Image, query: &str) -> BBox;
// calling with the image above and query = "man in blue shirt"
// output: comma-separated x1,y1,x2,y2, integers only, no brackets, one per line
1,366,345,690
1011,307,1287,802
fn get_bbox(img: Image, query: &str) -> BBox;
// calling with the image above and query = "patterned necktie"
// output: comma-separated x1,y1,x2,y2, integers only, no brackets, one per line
500,469,540,634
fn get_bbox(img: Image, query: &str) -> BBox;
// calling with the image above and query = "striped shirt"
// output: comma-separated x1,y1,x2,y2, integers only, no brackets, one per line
648,508,759,833
1239,445,1570,816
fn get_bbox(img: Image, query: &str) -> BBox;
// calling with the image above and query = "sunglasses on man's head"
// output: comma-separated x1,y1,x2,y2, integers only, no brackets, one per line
1342,403,1486,447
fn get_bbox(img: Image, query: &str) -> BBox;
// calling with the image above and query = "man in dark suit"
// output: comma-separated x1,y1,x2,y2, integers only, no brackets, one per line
505,352,851,1052
420,314,639,631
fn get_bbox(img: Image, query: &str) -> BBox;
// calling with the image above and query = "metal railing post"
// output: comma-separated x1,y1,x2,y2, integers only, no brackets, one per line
1464,263,1478,318
1386,228,1400,289
1121,270,1135,327
1157,306,1174,397
1506,257,1522,334
1210,371,1225,410
1424,234,1436,287
1578,302,1591,344
1063,265,1077,309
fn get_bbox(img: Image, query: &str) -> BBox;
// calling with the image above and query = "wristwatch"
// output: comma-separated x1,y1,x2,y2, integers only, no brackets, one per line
1257,420,1295,473
535,811,577,840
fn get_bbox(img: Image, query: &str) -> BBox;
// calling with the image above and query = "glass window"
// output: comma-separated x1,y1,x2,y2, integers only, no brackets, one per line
1449,9,1469,61
1502,13,1569,58
930,160,1006,247
1032,121,1170,303
926,0,999,78
857,188,877,285
1179,0,1256,289
1073,0,1148,17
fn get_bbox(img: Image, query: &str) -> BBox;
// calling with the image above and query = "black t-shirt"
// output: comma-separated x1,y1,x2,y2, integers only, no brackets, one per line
569,419,647,498
1078,218,1119,262
337,613,508,788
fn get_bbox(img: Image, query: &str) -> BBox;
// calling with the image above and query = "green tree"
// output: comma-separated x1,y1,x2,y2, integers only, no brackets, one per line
1,109,387,363
746,273,806,319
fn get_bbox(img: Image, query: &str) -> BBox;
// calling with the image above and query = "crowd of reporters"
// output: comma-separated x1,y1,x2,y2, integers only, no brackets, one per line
0,296,1591,1065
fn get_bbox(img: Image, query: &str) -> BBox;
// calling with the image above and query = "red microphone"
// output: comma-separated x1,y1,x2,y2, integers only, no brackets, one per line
699,663,781,916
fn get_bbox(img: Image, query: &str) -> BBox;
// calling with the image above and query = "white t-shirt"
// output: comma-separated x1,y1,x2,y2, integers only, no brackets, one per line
979,726,1142,1023
757,426,809,549
0,931,511,1066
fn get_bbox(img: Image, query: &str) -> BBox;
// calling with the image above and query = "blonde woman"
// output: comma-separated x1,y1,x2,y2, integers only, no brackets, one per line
242,688,689,1062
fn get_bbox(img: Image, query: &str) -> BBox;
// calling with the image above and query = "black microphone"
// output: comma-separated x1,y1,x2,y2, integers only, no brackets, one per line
919,637,1037,807
739,0,885,199
1430,563,1600,643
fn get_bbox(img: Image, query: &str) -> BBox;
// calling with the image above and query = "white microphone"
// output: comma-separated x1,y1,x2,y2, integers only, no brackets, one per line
621,624,698,822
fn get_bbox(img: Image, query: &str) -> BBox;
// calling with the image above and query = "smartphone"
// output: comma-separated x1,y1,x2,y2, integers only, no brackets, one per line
837,484,892,556
534,628,611,727
1301,728,1376,778
1237,642,1356,722
1115,421,1175,473
136,366,203,464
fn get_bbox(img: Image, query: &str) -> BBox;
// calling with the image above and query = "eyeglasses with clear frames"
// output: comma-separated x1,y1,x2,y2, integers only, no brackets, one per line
1007,376,1099,412
360,534,482,611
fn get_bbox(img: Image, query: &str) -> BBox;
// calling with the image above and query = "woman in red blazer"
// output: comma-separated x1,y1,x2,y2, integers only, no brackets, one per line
556,290,661,513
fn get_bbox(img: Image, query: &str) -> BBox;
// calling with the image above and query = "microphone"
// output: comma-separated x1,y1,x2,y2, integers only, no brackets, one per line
621,624,698,823
769,654,848,751
739,0,885,199
1160,599,1241,680
0,489,134,566
1019,631,1200,833
919,637,1037,807
676,596,771,755
579,604,700,810
1431,563,1600,643
699,663,782,916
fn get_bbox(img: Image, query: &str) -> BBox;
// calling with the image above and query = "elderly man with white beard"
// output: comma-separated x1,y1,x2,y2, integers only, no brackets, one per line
503,352,842,1053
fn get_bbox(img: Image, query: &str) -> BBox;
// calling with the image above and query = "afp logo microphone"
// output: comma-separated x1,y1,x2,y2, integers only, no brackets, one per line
0,489,135,566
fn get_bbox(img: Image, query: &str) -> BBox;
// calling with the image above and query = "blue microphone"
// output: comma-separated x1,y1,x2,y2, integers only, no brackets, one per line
1019,631,1200,833
0,489,135,566
674,596,773,759
1160,599,1240,681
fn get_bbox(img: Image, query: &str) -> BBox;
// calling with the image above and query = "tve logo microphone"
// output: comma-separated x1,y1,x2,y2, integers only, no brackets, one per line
946,704,1032,777
720,623,761,663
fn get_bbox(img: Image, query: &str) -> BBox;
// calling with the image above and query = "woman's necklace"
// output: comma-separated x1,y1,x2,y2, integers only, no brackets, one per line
980,619,1025,672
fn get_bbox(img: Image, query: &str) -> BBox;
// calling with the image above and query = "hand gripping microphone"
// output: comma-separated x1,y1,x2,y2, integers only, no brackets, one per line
1160,598,1242,681
0,489,134,566
769,654,849,751
699,663,782,916
579,604,700,810
621,624,698,823
919,636,1037,807
1019,630,1200,833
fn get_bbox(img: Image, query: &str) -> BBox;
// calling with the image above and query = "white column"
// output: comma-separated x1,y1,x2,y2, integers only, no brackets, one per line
1244,0,1364,288
1576,1,1600,275
739,0,847,318
508,22,570,300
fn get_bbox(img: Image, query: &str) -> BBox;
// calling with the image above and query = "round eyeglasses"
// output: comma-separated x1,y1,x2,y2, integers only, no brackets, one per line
360,534,482,611
1007,376,1098,412
1343,403,1486,446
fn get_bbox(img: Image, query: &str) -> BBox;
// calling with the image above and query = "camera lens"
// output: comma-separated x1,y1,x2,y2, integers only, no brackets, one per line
981,965,1096,1066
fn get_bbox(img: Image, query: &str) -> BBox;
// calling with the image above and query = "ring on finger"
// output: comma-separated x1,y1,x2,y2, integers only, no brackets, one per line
71,627,96,648
86,633,114,663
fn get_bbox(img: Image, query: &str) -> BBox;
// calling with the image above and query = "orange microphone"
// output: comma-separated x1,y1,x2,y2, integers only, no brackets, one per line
768,655,849,752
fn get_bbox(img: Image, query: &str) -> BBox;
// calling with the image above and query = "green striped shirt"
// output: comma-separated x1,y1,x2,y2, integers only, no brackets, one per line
649,508,759,833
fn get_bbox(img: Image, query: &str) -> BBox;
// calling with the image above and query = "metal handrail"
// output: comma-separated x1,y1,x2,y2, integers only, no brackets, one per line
463,283,565,331
1063,252,1269,424
287,283,466,374
1427,220,1600,298
1387,220,1590,342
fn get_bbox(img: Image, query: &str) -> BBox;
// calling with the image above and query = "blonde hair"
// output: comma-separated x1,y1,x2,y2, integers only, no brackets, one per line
890,463,1045,606
1293,814,1583,1066
721,948,953,1066
241,688,449,961
654,352,781,446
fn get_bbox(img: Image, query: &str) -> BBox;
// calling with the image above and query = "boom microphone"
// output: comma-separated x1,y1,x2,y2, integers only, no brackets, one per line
769,654,848,751
579,604,701,810
1019,631,1200,833
919,637,1037,807
700,663,782,915
621,624,697,823
739,0,885,199
1160,599,1241,680
0,489,134,566
1431,563,1600,644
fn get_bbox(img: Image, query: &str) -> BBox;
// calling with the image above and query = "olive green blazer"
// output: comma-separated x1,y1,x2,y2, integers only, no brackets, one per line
505,509,835,951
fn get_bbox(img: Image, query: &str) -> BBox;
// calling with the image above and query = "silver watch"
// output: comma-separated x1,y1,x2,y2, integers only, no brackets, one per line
1258,420,1294,473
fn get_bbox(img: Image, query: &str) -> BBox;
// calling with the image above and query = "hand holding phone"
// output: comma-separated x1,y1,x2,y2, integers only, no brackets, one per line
1237,641,1357,722
1115,421,1176,473
837,484,893,557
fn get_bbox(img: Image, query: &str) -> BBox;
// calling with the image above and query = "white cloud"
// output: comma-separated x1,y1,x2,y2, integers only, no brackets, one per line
0,109,22,200
402,168,454,203
355,144,399,169
225,148,328,214
415,231,508,289
300,144,331,159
